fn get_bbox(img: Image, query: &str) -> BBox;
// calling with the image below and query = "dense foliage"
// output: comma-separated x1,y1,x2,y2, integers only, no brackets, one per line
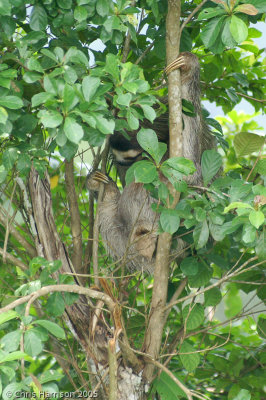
0,0,265,399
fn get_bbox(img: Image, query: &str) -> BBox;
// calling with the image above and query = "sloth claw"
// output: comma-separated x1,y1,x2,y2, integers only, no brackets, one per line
92,171,110,184
86,170,110,191
165,56,185,75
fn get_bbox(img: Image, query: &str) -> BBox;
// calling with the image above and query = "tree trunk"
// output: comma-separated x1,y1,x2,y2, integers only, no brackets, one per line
28,167,146,399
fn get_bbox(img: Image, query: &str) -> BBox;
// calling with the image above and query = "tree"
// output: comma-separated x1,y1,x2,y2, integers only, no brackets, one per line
0,0,265,399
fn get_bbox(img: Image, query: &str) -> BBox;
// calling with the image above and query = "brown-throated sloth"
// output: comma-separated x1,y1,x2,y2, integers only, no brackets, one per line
87,53,215,272
87,170,159,272
110,52,215,186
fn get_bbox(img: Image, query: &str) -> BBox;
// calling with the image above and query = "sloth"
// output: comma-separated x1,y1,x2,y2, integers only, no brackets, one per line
87,170,158,272
88,52,215,272
110,52,215,186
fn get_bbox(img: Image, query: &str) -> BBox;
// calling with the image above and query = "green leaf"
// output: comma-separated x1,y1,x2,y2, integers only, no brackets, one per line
127,109,139,130
24,330,43,357
43,75,58,95
201,149,222,185
23,71,42,83
201,17,226,48
40,110,63,128
3,147,18,169
63,83,77,111
223,202,253,213
242,224,256,243
33,320,65,339
230,15,248,43
257,317,266,339
82,76,101,102
204,287,222,306
58,0,72,9
123,81,138,93
140,104,156,122
59,141,78,161
74,5,88,21
245,0,266,13
0,0,11,16
95,115,115,134
0,95,23,109
32,92,55,107
137,128,158,156
134,160,158,183
183,303,205,330
193,219,209,249
0,165,7,183
198,7,226,20
1,330,21,352
234,132,265,156
180,257,199,276
46,292,65,316
255,232,266,261
225,285,242,318
232,389,251,400
221,17,238,47
226,88,239,104
96,0,110,16
64,66,78,84
29,5,48,31
0,310,18,326
0,106,8,124
64,117,84,144
117,93,132,107
182,99,196,116
164,157,196,176
41,48,58,62
179,341,200,372
153,371,185,399
254,159,266,175
249,210,264,229
160,209,180,234
0,351,32,363
188,264,213,288
105,54,120,82
64,47,89,67
17,154,31,175
28,57,44,73
38,369,64,384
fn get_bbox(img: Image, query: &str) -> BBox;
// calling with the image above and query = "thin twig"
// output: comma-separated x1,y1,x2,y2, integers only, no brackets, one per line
122,0,136,63
92,137,110,286
0,247,27,271
180,0,208,34
164,256,260,311
246,142,264,182
135,41,155,65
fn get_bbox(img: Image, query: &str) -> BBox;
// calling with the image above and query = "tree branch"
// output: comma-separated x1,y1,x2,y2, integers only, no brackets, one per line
65,159,83,276
122,0,136,63
164,256,260,311
0,284,116,315
180,0,208,34
0,210,36,258
143,0,182,382
0,247,28,271
108,338,118,400
135,41,155,65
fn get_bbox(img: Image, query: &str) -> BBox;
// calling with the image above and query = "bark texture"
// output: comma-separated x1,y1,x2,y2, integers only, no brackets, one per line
143,0,182,382
28,167,146,400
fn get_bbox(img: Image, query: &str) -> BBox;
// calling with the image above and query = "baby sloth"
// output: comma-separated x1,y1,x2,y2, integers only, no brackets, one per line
87,171,158,272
